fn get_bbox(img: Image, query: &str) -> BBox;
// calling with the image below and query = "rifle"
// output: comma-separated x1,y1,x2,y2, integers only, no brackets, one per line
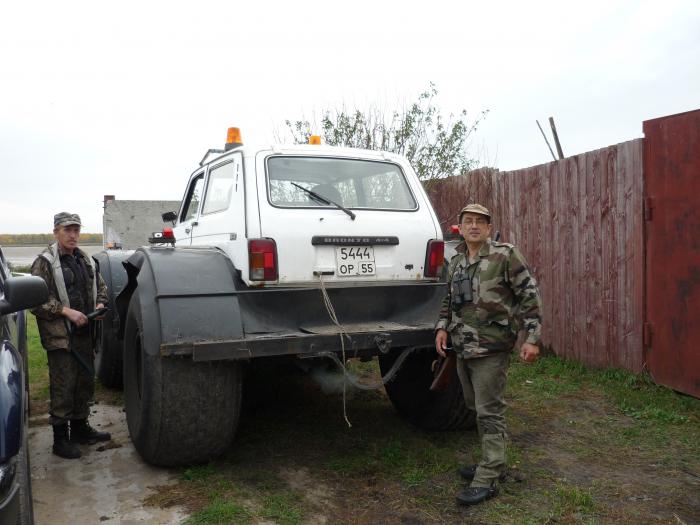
430,346,456,391
431,257,458,392
65,307,109,376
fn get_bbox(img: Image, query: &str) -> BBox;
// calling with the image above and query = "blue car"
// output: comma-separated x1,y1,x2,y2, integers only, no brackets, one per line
0,247,48,525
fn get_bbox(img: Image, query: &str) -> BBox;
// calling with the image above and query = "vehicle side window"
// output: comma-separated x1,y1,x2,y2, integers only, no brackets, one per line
202,161,235,215
180,174,205,223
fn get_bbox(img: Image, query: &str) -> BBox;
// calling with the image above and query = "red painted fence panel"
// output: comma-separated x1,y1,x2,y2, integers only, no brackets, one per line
644,109,700,397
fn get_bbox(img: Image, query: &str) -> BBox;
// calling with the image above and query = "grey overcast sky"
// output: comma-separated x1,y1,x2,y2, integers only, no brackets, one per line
1,0,698,233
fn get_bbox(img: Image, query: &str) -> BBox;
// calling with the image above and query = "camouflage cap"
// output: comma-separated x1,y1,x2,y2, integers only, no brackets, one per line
54,212,82,228
458,203,491,222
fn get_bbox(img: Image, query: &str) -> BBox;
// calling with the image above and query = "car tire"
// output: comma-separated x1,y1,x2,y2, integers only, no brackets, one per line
379,347,475,431
95,311,123,390
123,293,242,467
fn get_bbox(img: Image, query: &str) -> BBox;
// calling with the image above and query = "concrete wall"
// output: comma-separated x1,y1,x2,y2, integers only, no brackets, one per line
103,199,180,250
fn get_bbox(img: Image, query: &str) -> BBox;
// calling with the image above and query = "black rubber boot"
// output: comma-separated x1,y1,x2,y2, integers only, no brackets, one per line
458,464,478,481
70,419,111,444
456,486,498,506
458,464,507,482
52,424,81,459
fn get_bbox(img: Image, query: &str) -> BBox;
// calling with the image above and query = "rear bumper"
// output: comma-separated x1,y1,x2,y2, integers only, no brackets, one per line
157,280,445,362
160,322,435,361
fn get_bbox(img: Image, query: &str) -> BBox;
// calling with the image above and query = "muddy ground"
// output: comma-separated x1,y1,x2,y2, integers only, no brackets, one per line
30,359,700,525
29,405,186,525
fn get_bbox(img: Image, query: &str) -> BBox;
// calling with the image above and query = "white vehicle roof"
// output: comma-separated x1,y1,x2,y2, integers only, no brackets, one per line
199,143,405,169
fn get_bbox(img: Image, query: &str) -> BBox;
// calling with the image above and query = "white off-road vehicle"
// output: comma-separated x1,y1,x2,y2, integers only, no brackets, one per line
96,128,471,466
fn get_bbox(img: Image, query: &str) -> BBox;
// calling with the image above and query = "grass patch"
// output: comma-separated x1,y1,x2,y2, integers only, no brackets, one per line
475,479,596,525
551,481,594,513
9,263,32,275
593,368,694,424
184,498,252,525
505,442,523,468
379,438,406,468
26,314,50,406
326,452,375,475
183,464,216,482
260,492,304,525
325,432,459,487
509,355,699,431
509,355,587,399
401,468,428,487
158,470,306,525
344,358,379,374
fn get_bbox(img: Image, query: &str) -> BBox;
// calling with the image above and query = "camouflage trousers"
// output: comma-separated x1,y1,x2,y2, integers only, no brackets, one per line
47,333,95,426
455,351,510,488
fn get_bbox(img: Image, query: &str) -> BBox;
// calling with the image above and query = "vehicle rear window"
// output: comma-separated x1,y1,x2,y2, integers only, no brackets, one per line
266,157,417,210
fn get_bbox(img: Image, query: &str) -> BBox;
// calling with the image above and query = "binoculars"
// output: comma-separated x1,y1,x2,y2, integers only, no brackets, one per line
451,272,473,310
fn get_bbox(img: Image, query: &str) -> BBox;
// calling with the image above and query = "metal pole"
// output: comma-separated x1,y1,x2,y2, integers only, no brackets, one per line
549,117,564,160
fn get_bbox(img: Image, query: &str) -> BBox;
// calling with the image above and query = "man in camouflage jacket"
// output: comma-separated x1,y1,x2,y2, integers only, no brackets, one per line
31,212,111,459
435,203,542,506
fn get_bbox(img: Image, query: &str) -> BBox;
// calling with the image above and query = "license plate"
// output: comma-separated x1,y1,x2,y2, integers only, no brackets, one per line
335,246,375,276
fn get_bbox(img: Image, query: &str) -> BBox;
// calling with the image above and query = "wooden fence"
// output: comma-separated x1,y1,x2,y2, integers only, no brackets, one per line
427,139,645,372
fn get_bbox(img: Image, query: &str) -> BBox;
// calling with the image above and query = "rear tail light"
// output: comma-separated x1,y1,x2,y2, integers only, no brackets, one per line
248,239,278,281
450,224,460,234
148,227,175,245
424,239,444,278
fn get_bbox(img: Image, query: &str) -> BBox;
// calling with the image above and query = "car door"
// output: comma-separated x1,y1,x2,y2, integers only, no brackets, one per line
189,154,247,265
172,171,206,246
0,246,48,524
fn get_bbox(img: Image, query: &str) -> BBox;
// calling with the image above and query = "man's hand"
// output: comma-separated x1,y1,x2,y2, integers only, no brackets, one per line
94,303,106,320
520,342,540,363
435,329,448,358
62,306,88,327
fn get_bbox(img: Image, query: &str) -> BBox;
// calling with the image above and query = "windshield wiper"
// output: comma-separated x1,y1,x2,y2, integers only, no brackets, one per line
291,182,356,220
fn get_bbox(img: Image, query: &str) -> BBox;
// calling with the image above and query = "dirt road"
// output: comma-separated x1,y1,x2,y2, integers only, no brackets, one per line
29,404,187,525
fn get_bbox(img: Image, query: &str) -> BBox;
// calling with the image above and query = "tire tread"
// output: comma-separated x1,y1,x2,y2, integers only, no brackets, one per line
124,293,242,467
380,347,475,431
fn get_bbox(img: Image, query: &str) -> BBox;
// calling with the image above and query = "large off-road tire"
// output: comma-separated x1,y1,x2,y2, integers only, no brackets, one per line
123,293,242,467
379,347,475,431
95,312,123,389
